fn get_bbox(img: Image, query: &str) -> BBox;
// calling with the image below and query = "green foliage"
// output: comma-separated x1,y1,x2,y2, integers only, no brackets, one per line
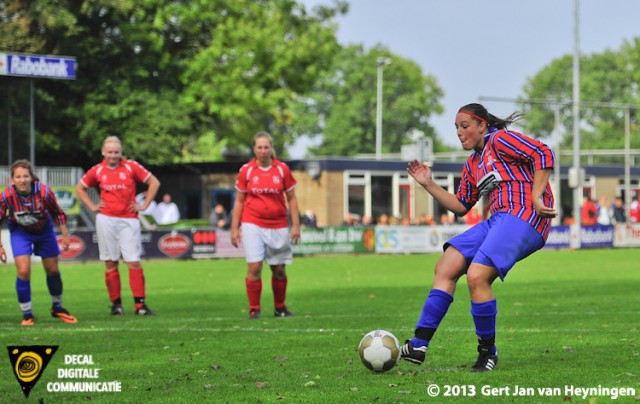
291,44,445,157
0,250,637,401
0,0,345,165
520,40,640,151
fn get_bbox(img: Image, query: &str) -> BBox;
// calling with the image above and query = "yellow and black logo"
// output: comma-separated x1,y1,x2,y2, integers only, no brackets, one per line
7,345,58,398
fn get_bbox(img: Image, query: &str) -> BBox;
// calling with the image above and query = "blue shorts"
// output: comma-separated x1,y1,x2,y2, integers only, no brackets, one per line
444,212,544,281
10,220,61,259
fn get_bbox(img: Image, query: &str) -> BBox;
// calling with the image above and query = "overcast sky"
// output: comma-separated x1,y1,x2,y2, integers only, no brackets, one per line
290,0,640,156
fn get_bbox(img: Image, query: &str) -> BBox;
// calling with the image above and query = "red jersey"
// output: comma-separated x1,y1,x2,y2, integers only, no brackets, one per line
0,181,67,233
235,158,297,228
456,128,555,240
80,159,152,219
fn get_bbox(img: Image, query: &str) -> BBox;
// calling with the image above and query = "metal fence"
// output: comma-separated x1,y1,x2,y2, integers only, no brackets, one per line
0,166,85,187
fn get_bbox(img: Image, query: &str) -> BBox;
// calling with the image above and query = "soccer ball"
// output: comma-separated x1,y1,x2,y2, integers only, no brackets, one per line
357,329,400,372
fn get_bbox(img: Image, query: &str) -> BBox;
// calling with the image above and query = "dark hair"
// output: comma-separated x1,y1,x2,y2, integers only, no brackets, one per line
458,103,523,130
11,159,39,182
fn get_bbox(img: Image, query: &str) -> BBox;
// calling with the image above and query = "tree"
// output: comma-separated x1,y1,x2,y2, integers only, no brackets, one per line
0,0,346,166
290,44,445,157
519,39,640,152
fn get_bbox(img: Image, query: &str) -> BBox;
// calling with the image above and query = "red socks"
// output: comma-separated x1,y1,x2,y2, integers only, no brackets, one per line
272,276,288,310
106,268,147,310
129,268,146,310
245,278,262,310
105,270,121,303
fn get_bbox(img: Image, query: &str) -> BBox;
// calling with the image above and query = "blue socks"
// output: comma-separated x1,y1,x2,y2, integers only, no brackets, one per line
411,289,454,348
471,299,498,355
16,277,32,317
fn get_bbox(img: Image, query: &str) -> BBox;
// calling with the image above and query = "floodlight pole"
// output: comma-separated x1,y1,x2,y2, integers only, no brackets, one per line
30,79,36,165
571,0,582,243
375,57,391,160
624,107,631,217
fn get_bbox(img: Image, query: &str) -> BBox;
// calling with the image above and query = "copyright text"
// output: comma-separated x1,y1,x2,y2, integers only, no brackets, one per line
426,384,636,400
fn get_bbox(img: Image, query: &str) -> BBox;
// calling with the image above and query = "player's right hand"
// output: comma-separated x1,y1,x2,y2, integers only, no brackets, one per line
407,159,432,186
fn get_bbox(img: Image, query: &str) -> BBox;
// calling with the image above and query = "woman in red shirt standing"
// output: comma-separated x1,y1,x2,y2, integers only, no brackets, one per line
231,132,301,319
76,136,161,316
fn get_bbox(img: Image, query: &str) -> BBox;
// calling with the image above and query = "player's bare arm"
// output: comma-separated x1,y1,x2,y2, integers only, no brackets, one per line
532,168,557,218
286,189,300,244
75,183,101,213
230,192,245,248
407,160,467,216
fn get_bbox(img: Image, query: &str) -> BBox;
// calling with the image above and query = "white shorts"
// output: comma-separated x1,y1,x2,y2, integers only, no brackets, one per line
241,222,292,265
96,214,142,262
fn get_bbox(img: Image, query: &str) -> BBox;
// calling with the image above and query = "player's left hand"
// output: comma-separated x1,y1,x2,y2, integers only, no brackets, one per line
61,235,70,251
534,199,557,218
290,226,300,244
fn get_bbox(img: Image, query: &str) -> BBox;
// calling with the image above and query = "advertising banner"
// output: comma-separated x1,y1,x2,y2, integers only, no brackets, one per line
52,186,81,215
613,222,640,248
56,230,198,261
0,52,76,79
375,225,468,254
293,226,376,255
579,225,614,248
544,225,571,249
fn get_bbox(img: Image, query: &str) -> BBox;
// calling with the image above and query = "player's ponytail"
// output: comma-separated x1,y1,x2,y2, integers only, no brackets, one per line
459,103,523,130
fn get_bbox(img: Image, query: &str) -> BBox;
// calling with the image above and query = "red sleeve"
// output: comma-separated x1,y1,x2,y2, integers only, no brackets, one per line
80,164,100,188
456,156,480,210
494,130,555,171
128,160,152,183
281,163,297,192
235,163,250,193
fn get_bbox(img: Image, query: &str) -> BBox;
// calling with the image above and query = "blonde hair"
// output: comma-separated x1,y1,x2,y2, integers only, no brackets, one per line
101,136,125,160
253,131,276,159
103,136,121,148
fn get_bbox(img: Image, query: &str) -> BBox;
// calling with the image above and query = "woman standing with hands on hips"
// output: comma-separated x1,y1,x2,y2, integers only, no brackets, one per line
231,132,300,320
76,136,160,316
400,103,557,372
0,159,77,326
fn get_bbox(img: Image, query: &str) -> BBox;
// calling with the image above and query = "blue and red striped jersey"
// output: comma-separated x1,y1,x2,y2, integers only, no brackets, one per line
456,128,555,239
0,181,67,233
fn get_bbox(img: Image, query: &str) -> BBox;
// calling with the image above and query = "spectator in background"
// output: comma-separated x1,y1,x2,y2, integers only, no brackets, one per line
343,213,361,226
581,196,598,226
464,207,481,225
630,196,639,223
439,213,454,226
376,213,390,226
596,195,613,225
136,192,156,216
209,203,231,230
153,193,180,225
417,213,435,226
612,196,626,223
361,215,375,226
300,209,318,228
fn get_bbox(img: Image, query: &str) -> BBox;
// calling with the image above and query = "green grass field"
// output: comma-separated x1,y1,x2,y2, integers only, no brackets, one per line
0,249,638,402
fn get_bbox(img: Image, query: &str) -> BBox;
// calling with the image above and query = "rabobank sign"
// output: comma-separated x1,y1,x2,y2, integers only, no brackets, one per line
0,52,76,80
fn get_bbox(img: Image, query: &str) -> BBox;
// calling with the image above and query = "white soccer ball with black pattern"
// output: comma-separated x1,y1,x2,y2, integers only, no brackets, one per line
357,329,400,372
